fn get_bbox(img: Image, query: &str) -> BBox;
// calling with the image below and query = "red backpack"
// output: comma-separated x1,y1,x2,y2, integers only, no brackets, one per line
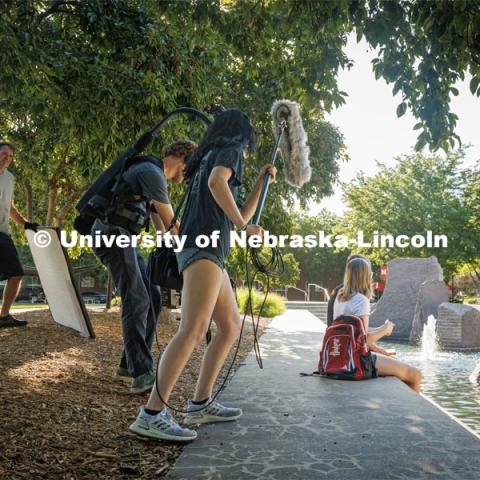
317,315,374,380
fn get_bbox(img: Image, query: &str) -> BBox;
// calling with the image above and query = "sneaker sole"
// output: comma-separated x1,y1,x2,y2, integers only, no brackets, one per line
129,422,197,442
130,382,155,394
114,374,132,384
184,412,242,426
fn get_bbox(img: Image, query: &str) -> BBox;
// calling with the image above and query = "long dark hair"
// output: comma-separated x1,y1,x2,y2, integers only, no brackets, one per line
184,109,257,179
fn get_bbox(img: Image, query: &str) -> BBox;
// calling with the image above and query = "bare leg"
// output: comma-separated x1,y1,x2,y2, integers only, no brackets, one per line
375,353,422,393
193,270,241,401
1,276,22,317
146,260,223,410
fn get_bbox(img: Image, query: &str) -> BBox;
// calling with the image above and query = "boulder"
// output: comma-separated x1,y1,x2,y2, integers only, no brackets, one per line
437,303,480,349
369,257,443,340
409,280,449,344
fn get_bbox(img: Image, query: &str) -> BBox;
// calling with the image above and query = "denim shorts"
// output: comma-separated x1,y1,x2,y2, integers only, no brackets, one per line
176,248,225,274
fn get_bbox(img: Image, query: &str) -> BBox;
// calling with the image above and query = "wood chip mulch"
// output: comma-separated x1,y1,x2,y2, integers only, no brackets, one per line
0,308,271,480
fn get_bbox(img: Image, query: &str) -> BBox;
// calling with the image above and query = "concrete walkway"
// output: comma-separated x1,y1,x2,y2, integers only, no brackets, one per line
167,311,480,480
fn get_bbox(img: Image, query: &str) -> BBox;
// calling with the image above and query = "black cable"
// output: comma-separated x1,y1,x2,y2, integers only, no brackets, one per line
145,241,283,414
147,254,250,414
244,244,285,369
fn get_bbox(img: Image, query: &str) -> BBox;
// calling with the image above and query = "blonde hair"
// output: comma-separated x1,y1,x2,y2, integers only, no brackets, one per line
337,258,372,302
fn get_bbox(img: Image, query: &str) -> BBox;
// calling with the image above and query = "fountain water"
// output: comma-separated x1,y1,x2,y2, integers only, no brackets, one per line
469,360,480,385
383,315,479,434
422,315,438,360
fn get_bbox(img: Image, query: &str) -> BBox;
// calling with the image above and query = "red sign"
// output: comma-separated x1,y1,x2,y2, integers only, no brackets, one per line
379,265,388,279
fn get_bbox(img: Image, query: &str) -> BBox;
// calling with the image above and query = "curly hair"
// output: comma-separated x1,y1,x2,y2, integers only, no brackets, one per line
162,139,197,159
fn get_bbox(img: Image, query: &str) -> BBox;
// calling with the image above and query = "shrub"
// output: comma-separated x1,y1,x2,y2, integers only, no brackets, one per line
111,296,122,307
464,295,480,305
236,288,286,318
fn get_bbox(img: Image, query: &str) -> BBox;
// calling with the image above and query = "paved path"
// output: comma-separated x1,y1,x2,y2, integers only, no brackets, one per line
167,310,480,480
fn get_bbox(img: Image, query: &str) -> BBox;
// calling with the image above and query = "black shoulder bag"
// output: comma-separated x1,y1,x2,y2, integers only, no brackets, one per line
149,181,192,290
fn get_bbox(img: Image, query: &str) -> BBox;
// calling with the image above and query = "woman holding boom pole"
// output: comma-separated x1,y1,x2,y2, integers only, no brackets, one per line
130,109,277,442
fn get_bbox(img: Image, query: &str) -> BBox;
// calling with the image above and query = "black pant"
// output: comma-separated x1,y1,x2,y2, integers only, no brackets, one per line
95,244,160,377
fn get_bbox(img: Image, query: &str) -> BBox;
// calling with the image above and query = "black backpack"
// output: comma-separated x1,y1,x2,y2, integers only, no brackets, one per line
74,155,161,235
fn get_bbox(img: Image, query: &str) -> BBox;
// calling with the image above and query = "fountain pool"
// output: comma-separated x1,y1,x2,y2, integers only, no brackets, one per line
380,340,480,435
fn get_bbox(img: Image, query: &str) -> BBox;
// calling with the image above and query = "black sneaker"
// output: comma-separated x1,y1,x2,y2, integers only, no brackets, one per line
0,314,28,329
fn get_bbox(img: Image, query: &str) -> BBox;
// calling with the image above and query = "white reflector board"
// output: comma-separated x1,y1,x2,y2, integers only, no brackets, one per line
26,227,95,338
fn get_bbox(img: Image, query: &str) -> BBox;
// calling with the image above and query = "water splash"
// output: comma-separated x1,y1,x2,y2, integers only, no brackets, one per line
469,360,480,385
422,315,438,360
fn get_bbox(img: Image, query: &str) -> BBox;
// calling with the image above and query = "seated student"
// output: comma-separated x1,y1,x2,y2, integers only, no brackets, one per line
334,257,422,392
327,254,368,327
329,254,393,355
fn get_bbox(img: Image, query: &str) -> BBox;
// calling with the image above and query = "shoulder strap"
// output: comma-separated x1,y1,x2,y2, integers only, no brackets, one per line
165,180,193,233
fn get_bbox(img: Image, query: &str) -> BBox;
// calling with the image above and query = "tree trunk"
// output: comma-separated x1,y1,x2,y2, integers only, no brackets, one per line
106,273,113,311
24,184,33,221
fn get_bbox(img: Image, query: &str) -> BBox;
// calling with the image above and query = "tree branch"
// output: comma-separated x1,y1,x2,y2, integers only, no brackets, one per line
35,1,83,26
56,184,88,226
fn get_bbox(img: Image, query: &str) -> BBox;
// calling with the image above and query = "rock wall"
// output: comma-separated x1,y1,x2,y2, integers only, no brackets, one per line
437,303,480,349
409,280,449,344
370,257,443,340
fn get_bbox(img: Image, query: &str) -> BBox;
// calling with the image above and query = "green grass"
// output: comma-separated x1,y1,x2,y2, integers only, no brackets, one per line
11,304,48,309
108,291,286,317
236,288,286,318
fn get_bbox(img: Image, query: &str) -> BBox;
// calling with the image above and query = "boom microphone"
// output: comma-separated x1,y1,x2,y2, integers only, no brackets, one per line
272,99,311,187
253,99,311,224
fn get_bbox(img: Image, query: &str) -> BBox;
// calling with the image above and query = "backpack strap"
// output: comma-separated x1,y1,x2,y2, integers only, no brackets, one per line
109,155,162,211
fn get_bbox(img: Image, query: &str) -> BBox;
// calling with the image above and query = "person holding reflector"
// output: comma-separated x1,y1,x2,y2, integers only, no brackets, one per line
0,141,38,329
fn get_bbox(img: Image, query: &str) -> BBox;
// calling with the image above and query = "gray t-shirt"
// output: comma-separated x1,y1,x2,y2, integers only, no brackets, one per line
122,161,169,204
0,169,14,234
179,146,244,259
92,160,169,234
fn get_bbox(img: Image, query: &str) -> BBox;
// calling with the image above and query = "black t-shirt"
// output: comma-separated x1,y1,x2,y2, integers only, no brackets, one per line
179,146,244,259
327,283,343,326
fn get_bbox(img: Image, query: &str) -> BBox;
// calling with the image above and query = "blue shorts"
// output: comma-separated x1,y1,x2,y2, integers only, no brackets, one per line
176,248,225,274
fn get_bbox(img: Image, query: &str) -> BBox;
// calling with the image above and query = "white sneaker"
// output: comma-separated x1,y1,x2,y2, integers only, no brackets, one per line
184,398,242,426
129,407,197,442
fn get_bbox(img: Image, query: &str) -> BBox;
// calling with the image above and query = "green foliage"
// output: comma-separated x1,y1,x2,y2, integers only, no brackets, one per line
2,0,480,274
341,150,478,279
350,0,480,151
1,0,348,246
464,295,480,305
287,211,351,292
226,245,300,290
236,287,286,318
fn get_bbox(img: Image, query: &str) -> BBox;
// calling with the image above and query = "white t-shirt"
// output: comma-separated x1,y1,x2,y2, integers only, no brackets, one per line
0,169,14,234
333,292,370,320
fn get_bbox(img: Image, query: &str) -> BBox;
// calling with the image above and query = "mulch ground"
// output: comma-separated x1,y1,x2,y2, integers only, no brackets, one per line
0,308,271,480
